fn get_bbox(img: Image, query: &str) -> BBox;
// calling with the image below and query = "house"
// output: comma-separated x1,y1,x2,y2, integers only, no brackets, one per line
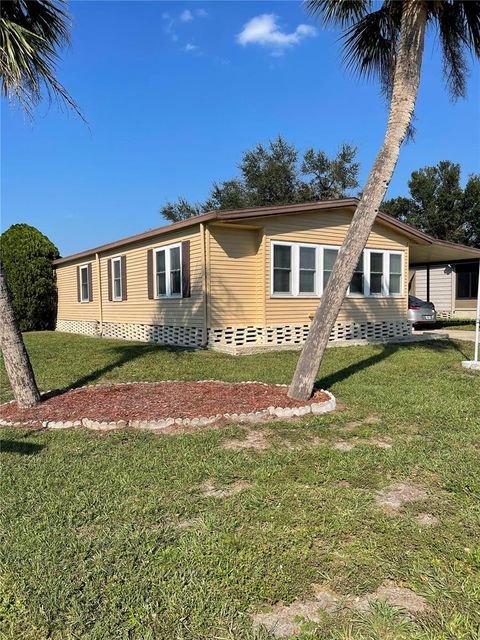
53,199,480,353
410,260,479,319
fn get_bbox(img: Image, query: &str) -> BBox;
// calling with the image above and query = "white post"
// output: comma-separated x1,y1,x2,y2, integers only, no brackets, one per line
474,260,480,363
461,259,480,371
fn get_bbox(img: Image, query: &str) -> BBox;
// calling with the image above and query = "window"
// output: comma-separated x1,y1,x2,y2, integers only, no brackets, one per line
323,248,338,289
80,265,89,302
112,257,122,301
270,242,403,298
272,242,318,296
299,246,316,294
273,244,292,293
388,253,402,295
350,254,364,295
155,243,182,297
456,262,479,299
369,252,384,294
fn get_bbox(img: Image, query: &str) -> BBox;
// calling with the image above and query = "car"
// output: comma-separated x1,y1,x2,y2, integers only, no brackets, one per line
408,295,436,325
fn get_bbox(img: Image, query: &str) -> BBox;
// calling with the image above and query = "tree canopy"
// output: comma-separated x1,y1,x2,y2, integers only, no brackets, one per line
160,136,360,223
382,161,480,248
0,223,60,331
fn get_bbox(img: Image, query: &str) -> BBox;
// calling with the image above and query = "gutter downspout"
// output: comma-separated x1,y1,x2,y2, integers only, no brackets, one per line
200,223,208,347
95,252,103,335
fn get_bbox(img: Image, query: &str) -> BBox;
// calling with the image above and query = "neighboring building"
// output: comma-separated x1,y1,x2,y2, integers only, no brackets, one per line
53,199,480,353
410,260,479,319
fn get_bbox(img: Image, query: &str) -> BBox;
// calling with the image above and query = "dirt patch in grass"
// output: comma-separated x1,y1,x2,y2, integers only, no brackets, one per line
252,581,428,637
375,481,428,512
197,480,251,498
351,581,428,615
252,587,337,638
0,381,330,427
222,429,274,451
415,513,439,526
332,437,393,451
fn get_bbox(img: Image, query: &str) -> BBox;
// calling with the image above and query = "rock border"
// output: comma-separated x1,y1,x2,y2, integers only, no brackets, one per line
0,380,336,432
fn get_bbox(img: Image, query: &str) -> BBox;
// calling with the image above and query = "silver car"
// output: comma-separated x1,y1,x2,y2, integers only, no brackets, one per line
408,295,436,325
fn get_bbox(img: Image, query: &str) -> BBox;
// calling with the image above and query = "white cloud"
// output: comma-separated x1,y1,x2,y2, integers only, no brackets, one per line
196,8,208,18
184,43,198,52
237,14,316,53
180,9,193,22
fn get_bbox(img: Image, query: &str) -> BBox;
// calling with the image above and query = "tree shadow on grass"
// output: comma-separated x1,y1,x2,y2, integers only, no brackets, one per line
0,440,45,455
316,339,462,390
43,342,200,400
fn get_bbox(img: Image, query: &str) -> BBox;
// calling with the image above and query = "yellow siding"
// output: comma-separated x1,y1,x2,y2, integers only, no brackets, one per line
212,208,409,327
56,258,99,321
208,225,263,325
56,207,411,333
56,226,205,327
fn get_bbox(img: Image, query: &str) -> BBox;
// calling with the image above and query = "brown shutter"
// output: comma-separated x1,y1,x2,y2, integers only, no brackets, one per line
182,240,191,298
121,255,127,301
107,259,112,301
76,266,81,302
147,249,154,299
88,263,93,302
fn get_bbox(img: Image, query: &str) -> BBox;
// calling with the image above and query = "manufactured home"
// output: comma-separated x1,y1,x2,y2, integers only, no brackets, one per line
53,199,480,353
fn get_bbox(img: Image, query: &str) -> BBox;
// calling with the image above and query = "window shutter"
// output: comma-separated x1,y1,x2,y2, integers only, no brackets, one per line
182,240,191,298
107,259,112,301
76,266,81,302
88,263,93,302
121,255,127,300
147,249,154,299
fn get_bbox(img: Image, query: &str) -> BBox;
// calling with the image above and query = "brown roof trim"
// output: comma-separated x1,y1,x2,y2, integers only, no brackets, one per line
217,197,360,219
52,198,359,265
52,211,218,265
377,210,480,255
52,197,480,266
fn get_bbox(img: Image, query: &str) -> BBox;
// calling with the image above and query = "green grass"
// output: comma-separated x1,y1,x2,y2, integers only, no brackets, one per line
1,332,479,639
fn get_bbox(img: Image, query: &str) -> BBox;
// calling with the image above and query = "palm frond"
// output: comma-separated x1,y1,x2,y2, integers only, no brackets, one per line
341,1,402,97
305,1,372,27
436,1,469,98
0,0,83,120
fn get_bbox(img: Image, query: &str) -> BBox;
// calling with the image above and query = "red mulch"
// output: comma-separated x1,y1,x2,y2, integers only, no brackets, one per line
0,382,329,427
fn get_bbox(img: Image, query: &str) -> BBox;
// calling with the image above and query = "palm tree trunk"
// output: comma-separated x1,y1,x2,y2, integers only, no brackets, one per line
288,1,428,400
0,258,41,408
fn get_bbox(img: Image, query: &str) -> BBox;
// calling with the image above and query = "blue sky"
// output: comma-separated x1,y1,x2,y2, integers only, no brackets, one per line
2,1,479,257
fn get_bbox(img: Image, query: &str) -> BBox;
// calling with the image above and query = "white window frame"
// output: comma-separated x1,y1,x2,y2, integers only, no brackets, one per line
154,242,182,298
111,256,122,301
79,264,90,303
271,241,320,297
270,241,404,299
386,250,404,297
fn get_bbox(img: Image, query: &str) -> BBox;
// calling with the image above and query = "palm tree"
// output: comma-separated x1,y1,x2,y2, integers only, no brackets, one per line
288,0,480,400
1,0,80,408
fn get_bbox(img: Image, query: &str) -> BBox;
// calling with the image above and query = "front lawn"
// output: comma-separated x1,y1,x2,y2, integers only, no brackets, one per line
1,332,479,639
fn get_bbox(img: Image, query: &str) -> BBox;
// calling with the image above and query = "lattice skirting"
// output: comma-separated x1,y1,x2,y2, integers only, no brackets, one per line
101,322,204,347
208,320,412,352
436,310,453,319
56,319,100,336
56,319,204,347
56,319,411,351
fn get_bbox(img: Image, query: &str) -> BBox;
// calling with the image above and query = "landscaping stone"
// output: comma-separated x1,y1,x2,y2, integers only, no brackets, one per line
0,381,336,432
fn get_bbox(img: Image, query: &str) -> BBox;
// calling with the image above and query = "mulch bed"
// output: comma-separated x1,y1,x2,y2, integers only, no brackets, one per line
0,381,329,428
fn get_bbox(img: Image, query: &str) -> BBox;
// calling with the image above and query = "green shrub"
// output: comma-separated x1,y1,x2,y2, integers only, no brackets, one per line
0,224,59,331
